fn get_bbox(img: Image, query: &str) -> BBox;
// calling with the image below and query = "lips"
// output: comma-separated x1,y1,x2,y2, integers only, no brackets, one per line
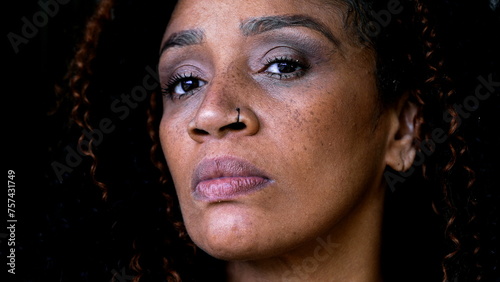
192,157,271,202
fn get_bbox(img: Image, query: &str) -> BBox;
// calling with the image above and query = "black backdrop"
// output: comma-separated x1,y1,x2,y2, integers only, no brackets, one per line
3,0,499,281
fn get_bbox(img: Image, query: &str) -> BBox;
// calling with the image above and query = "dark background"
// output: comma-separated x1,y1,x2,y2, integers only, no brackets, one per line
3,0,500,281
4,1,174,281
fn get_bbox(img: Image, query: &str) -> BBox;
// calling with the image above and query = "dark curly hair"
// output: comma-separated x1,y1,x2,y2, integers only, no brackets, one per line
55,0,499,281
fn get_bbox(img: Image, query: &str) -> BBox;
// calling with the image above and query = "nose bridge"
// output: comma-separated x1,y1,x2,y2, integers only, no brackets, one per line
188,62,260,141
195,65,242,121
209,61,248,103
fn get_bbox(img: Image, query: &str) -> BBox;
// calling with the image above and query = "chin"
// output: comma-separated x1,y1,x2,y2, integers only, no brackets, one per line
187,210,277,261
196,232,267,261
202,243,260,261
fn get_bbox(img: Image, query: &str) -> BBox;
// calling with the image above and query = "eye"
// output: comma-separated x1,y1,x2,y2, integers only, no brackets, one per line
173,78,205,94
162,73,206,98
263,57,309,79
267,61,301,73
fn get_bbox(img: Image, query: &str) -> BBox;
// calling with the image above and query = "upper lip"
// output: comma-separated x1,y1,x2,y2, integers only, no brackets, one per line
192,156,270,189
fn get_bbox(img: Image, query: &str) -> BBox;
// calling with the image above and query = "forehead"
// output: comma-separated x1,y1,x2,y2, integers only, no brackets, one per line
163,0,347,39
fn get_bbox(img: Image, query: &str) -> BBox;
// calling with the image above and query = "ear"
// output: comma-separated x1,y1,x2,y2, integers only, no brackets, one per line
385,93,420,172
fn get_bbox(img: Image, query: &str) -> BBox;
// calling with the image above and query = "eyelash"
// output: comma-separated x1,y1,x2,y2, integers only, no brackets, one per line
161,73,204,99
263,56,310,80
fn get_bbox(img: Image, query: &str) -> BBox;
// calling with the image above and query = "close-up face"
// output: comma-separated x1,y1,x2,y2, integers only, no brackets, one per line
158,0,397,261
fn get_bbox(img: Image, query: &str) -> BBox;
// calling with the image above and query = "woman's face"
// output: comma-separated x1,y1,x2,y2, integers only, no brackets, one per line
159,0,394,260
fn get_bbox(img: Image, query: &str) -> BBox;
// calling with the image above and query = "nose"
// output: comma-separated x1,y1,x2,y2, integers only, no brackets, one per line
188,83,260,142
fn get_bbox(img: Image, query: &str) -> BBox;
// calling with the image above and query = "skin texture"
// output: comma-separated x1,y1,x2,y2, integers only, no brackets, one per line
158,0,418,280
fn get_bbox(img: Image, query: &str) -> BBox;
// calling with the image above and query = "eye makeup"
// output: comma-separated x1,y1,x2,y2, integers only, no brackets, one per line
162,72,207,99
159,26,338,101
160,63,208,100
246,28,337,73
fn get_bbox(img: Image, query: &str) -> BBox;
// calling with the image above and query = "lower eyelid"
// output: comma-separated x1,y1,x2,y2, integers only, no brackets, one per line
265,69,306,80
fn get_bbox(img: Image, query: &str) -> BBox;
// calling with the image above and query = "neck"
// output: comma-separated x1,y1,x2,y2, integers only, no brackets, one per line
226,184,386,282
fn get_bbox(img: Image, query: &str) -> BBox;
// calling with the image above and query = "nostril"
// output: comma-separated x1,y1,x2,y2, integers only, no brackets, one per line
188,107,258,141
193,128,209,135
222,122,246,131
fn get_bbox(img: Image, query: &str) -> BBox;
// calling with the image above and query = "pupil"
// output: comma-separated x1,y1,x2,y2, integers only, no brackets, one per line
182,79,197,91
278,62,296,73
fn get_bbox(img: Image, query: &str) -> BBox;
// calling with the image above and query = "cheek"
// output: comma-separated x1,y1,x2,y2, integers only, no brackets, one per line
273,79,385,213
159,112,189,187
159,110,206,221
279,81,377,162
259,82,383,242
159,115,177,165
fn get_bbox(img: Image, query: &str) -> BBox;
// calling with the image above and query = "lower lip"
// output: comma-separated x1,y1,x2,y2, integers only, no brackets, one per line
194,176,270,202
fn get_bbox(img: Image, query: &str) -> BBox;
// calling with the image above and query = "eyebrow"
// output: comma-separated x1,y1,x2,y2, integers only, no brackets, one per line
159,14,340,56
159,29,204,55
240,15,341,47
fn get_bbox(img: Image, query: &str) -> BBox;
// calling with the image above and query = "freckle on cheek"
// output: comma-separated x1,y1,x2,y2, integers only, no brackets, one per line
293,109,303,126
